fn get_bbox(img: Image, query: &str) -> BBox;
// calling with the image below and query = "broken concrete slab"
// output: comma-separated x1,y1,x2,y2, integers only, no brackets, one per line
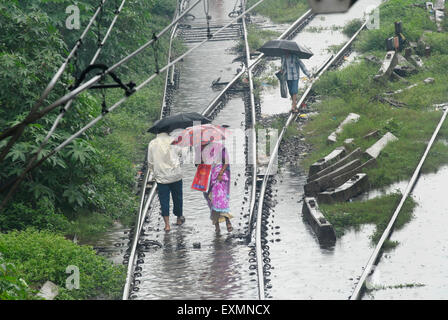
394,54,418,77
308,146,346,176
424,77,435,84
302,197,336,243
308,147,363,182
344,138,355,145
331,158,377,188
37,281,59,300
374,51,398,81
366,132,398,159
327,113,361,144
317,173,369,204
305,159,362,196
409,54,424,68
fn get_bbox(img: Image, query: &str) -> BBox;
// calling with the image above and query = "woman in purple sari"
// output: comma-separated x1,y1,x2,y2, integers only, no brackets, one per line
201,141,233,233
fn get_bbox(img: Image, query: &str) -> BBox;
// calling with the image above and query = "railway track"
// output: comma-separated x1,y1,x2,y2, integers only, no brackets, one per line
251,20,369,300
122,1,317,300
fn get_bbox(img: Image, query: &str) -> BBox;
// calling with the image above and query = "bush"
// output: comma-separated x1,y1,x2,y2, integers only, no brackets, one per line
342,19,363,37
0,253,36,300
0,229,125,300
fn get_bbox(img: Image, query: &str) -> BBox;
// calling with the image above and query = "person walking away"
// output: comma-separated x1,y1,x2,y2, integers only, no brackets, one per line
201,141,233,233
147,132,184,232
281,52,311,113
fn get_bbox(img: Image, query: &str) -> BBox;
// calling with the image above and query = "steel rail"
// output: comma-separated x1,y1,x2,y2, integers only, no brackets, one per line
122,0,186,300
201,9,314,116
122,0,269,300
250,20,368,299
350,106,448,300
161,0,185,118
240,0,262,299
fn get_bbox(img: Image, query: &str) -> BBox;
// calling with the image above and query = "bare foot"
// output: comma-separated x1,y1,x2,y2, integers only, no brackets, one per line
164,225,171,232
225,218,233,232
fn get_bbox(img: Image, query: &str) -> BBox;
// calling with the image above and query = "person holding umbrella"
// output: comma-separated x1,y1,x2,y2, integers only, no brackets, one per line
147,112,211,232
147,131,184,232
258,39,313,113
281,52,312,113
172,124,233,233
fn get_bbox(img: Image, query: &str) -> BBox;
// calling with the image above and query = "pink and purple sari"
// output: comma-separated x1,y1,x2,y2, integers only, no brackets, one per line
202,142,231,222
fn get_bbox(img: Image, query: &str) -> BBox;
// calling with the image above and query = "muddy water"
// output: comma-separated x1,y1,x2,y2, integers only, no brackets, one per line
131,0,258,299
256,0,385,299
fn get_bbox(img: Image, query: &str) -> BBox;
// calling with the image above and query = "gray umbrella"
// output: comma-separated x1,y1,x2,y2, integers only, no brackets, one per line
148,112,212,134
258,40,313,59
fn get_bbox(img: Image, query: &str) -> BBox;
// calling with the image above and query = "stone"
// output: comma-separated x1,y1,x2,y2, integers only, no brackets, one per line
193,242,201,249
318,173,369,204
308,147,363,182
374,50,398,81
305,159,362,196
409,55,424,68
302,197,336,243
327,113,360,144
424,77,435,84
393,55,417,77
344,138,355,145
37,281,59,300
308,146,346,176
331,158,377,188
366,132,398,159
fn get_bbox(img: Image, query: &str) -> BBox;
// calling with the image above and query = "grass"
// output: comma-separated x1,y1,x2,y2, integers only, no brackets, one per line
297,0,448,243
320,192,416,247
236,24,280,53
247,0,309,24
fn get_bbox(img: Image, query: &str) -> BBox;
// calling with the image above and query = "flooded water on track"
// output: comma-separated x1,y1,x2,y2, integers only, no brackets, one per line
132,0,259,299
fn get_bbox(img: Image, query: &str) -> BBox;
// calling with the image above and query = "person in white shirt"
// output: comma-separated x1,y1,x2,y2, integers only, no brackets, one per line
147,132,184,232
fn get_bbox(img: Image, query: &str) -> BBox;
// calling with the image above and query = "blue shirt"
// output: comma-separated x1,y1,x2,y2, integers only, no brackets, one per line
281,54,311,81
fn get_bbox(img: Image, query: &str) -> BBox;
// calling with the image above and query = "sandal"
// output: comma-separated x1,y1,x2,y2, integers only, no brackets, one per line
176,216,185,225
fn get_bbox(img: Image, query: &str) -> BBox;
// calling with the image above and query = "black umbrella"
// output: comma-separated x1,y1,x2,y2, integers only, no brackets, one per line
258,40,313,59
148,112,212,134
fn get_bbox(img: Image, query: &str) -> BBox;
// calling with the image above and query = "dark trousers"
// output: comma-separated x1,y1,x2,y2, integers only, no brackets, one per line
157,180,183,217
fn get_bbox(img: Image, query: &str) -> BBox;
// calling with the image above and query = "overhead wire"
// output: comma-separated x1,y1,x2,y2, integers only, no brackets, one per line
0,0,268,210
0,0,128,209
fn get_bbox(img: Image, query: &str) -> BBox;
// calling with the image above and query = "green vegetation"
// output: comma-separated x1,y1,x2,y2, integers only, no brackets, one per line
366,282,425,291
236,24,280,53
320,192,416,248
0,229,125,299
342,18,363,37
248,0,309,23
299,0,448,241
0,0,177,299
0,253,36,300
